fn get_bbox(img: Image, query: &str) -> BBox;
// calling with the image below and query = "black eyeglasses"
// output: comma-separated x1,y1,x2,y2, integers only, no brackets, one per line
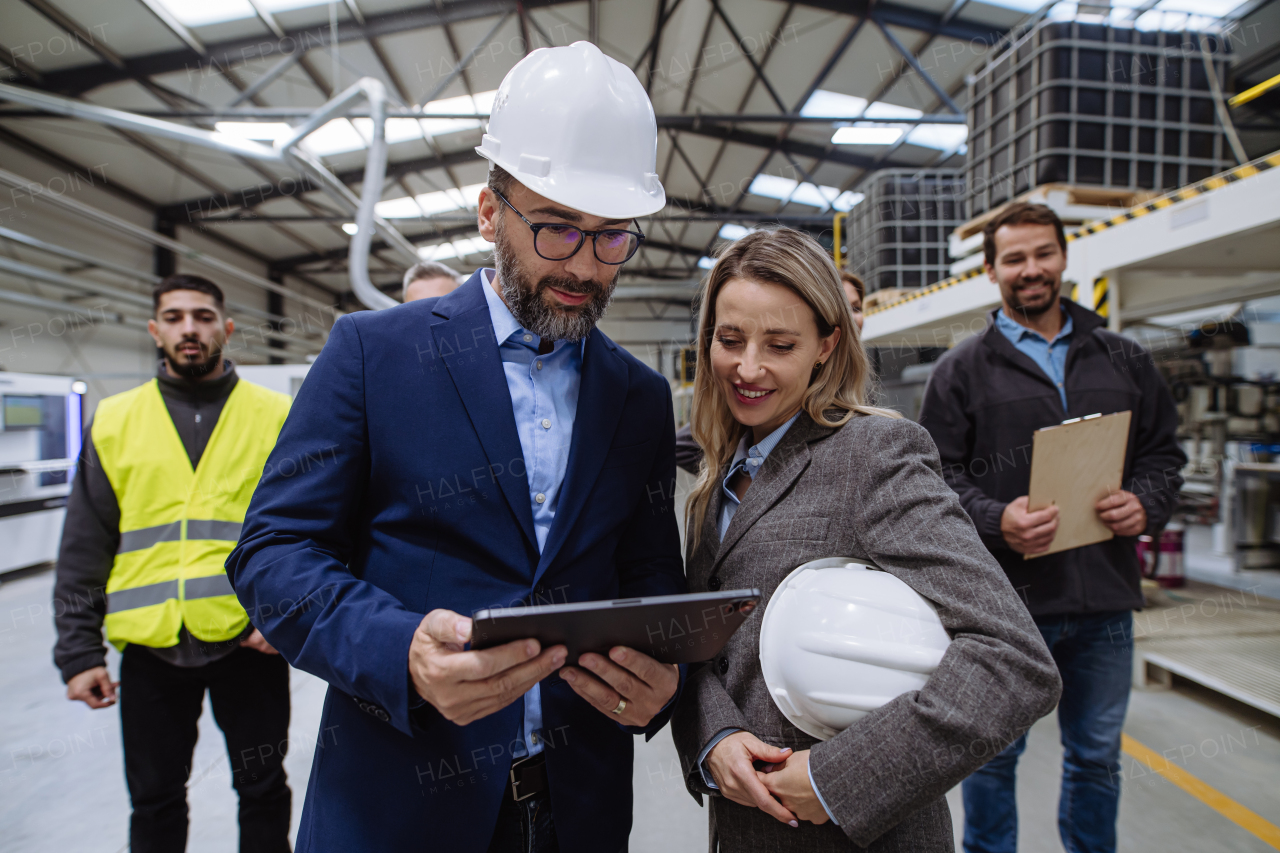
493,190,645,265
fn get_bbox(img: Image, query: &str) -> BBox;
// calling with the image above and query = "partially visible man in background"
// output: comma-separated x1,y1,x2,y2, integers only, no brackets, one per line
53,273,294,853
402,260,462,302
840,269,865,335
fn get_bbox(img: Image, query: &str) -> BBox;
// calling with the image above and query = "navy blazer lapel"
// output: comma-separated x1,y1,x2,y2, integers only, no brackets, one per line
430,273,538,551
534,330,628,584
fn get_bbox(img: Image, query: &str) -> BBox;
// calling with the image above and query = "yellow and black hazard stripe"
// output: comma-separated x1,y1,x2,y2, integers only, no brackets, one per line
1093,276,1109,319
1069,150,1280,240
866,149,1280,318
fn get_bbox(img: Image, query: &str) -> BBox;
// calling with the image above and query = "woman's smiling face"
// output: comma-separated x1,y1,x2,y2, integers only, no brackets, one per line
709,276,840,442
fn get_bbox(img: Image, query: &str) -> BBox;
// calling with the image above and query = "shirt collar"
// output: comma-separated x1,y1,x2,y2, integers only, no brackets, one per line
480,268,588,358
728,411,802,482
481,268,525,346
995,305,1074,345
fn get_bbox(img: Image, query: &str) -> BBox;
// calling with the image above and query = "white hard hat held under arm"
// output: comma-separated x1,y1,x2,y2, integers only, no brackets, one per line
759,558,953,741
475,41,666,221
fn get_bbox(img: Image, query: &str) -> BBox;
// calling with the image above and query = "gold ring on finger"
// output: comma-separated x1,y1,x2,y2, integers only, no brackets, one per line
611,698,627,715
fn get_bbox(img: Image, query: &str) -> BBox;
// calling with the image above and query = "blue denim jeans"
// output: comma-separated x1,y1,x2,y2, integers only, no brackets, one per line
962,610,1133,853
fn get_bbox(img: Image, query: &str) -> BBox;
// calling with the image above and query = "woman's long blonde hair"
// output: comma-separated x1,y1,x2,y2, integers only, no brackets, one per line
684,228,900,553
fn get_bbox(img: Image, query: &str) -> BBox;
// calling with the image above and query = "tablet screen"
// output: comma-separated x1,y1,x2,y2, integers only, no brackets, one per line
472,589,761,665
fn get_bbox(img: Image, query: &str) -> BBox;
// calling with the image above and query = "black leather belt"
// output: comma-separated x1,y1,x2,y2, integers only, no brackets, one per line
509,752,548,802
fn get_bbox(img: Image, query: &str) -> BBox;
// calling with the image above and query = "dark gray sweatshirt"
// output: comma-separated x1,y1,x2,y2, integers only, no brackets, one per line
52,361,253,683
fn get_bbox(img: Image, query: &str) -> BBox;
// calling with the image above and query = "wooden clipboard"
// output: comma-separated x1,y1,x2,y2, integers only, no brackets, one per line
1025,410,1132,558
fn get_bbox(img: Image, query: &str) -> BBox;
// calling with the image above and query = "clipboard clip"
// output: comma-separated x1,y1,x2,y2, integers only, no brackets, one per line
1060,412,1103,425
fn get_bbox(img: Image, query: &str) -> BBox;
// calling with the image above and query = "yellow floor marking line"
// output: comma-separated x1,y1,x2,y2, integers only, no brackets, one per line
1122,733,1280,850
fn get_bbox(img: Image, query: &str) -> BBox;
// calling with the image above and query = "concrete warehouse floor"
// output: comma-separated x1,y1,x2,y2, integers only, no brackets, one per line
3,568,1279,852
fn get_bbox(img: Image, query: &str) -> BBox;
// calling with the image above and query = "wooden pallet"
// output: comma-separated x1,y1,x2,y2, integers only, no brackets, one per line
955,183,1163,241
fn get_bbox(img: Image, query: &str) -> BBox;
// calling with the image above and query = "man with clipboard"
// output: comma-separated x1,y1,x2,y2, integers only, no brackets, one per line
919,202,1185,853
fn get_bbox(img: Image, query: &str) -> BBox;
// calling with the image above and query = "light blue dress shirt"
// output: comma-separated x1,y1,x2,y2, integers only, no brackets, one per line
994,307,1074,410
696,412,839,824
481,271,583,758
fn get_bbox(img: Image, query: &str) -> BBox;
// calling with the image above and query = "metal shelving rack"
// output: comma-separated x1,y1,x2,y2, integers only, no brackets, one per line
964,20,1235,218
846,169,965,294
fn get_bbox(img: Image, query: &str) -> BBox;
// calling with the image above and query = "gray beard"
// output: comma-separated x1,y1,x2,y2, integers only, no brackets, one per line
492,221,616,343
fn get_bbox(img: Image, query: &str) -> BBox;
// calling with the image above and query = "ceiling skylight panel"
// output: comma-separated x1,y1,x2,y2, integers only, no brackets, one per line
747,174,802,202
906,123,969,150
213,122,292,142
800,90,870,118
418,90,497,138
154,0,256,27
374,197,425,219
718,224,755,241
301,119,367,156
747,175,861,212
832,126,903,145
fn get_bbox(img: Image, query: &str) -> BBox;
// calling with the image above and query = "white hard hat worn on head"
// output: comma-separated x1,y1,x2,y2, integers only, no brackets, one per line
475,41,666,221
759,558,952,741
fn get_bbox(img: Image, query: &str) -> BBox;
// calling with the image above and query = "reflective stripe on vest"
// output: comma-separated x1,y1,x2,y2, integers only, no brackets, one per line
104,574,238,613
115,520,243,555
92,378,291,649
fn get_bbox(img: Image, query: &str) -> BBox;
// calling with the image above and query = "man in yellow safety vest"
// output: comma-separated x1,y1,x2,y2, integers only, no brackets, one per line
53,274,294,853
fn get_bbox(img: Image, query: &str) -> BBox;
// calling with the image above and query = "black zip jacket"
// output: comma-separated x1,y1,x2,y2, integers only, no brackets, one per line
917,298,1186,617
52,361,251,683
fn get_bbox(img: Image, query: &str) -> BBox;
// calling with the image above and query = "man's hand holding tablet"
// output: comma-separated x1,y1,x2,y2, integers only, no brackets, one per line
561,646,679,727
408,609,567,725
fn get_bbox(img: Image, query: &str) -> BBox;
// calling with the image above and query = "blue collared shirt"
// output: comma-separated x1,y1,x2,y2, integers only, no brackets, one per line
699,411,839,824
481,270,584,757
716,412,801,541
994,307,1074,410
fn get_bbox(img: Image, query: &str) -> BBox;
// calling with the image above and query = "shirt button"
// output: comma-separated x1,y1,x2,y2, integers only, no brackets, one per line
541,418,551,429
523,334,533,342
531,732,540,745
536,361,543,370
718,657,729,675
535,493,546,504
707,576,722,591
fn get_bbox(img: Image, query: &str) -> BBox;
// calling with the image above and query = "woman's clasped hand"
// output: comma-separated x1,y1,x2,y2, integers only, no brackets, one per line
705,732,831,827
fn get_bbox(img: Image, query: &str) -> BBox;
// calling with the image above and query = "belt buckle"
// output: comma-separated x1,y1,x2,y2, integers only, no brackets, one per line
509,754,538,802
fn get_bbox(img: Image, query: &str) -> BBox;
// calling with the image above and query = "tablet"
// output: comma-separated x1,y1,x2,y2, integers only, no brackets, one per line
471,589,762,665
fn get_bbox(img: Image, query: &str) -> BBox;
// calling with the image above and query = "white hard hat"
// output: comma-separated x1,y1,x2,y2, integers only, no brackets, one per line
475,41,665,221
759,558,952,741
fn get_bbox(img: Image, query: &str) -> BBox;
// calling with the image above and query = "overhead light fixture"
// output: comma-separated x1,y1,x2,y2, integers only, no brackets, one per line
831,126,903,145
697,256,716,269
342,223,358,235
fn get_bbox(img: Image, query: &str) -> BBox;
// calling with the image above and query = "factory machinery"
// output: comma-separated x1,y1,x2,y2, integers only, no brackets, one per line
1139,316,1280,570
0,372,81,575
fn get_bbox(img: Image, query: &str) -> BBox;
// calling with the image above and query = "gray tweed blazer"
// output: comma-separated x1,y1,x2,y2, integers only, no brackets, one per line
670,411,1062,853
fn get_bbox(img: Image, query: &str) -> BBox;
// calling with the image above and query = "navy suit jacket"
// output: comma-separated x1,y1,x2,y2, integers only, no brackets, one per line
227,272,686,852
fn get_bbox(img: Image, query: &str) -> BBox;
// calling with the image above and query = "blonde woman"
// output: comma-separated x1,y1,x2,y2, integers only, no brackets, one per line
670,229,1061,852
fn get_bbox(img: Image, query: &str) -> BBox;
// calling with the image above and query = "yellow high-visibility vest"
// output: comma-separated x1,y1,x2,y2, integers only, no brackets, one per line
92,378,291,649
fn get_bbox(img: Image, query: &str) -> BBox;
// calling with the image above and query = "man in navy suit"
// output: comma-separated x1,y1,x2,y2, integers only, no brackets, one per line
227,43,685,853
